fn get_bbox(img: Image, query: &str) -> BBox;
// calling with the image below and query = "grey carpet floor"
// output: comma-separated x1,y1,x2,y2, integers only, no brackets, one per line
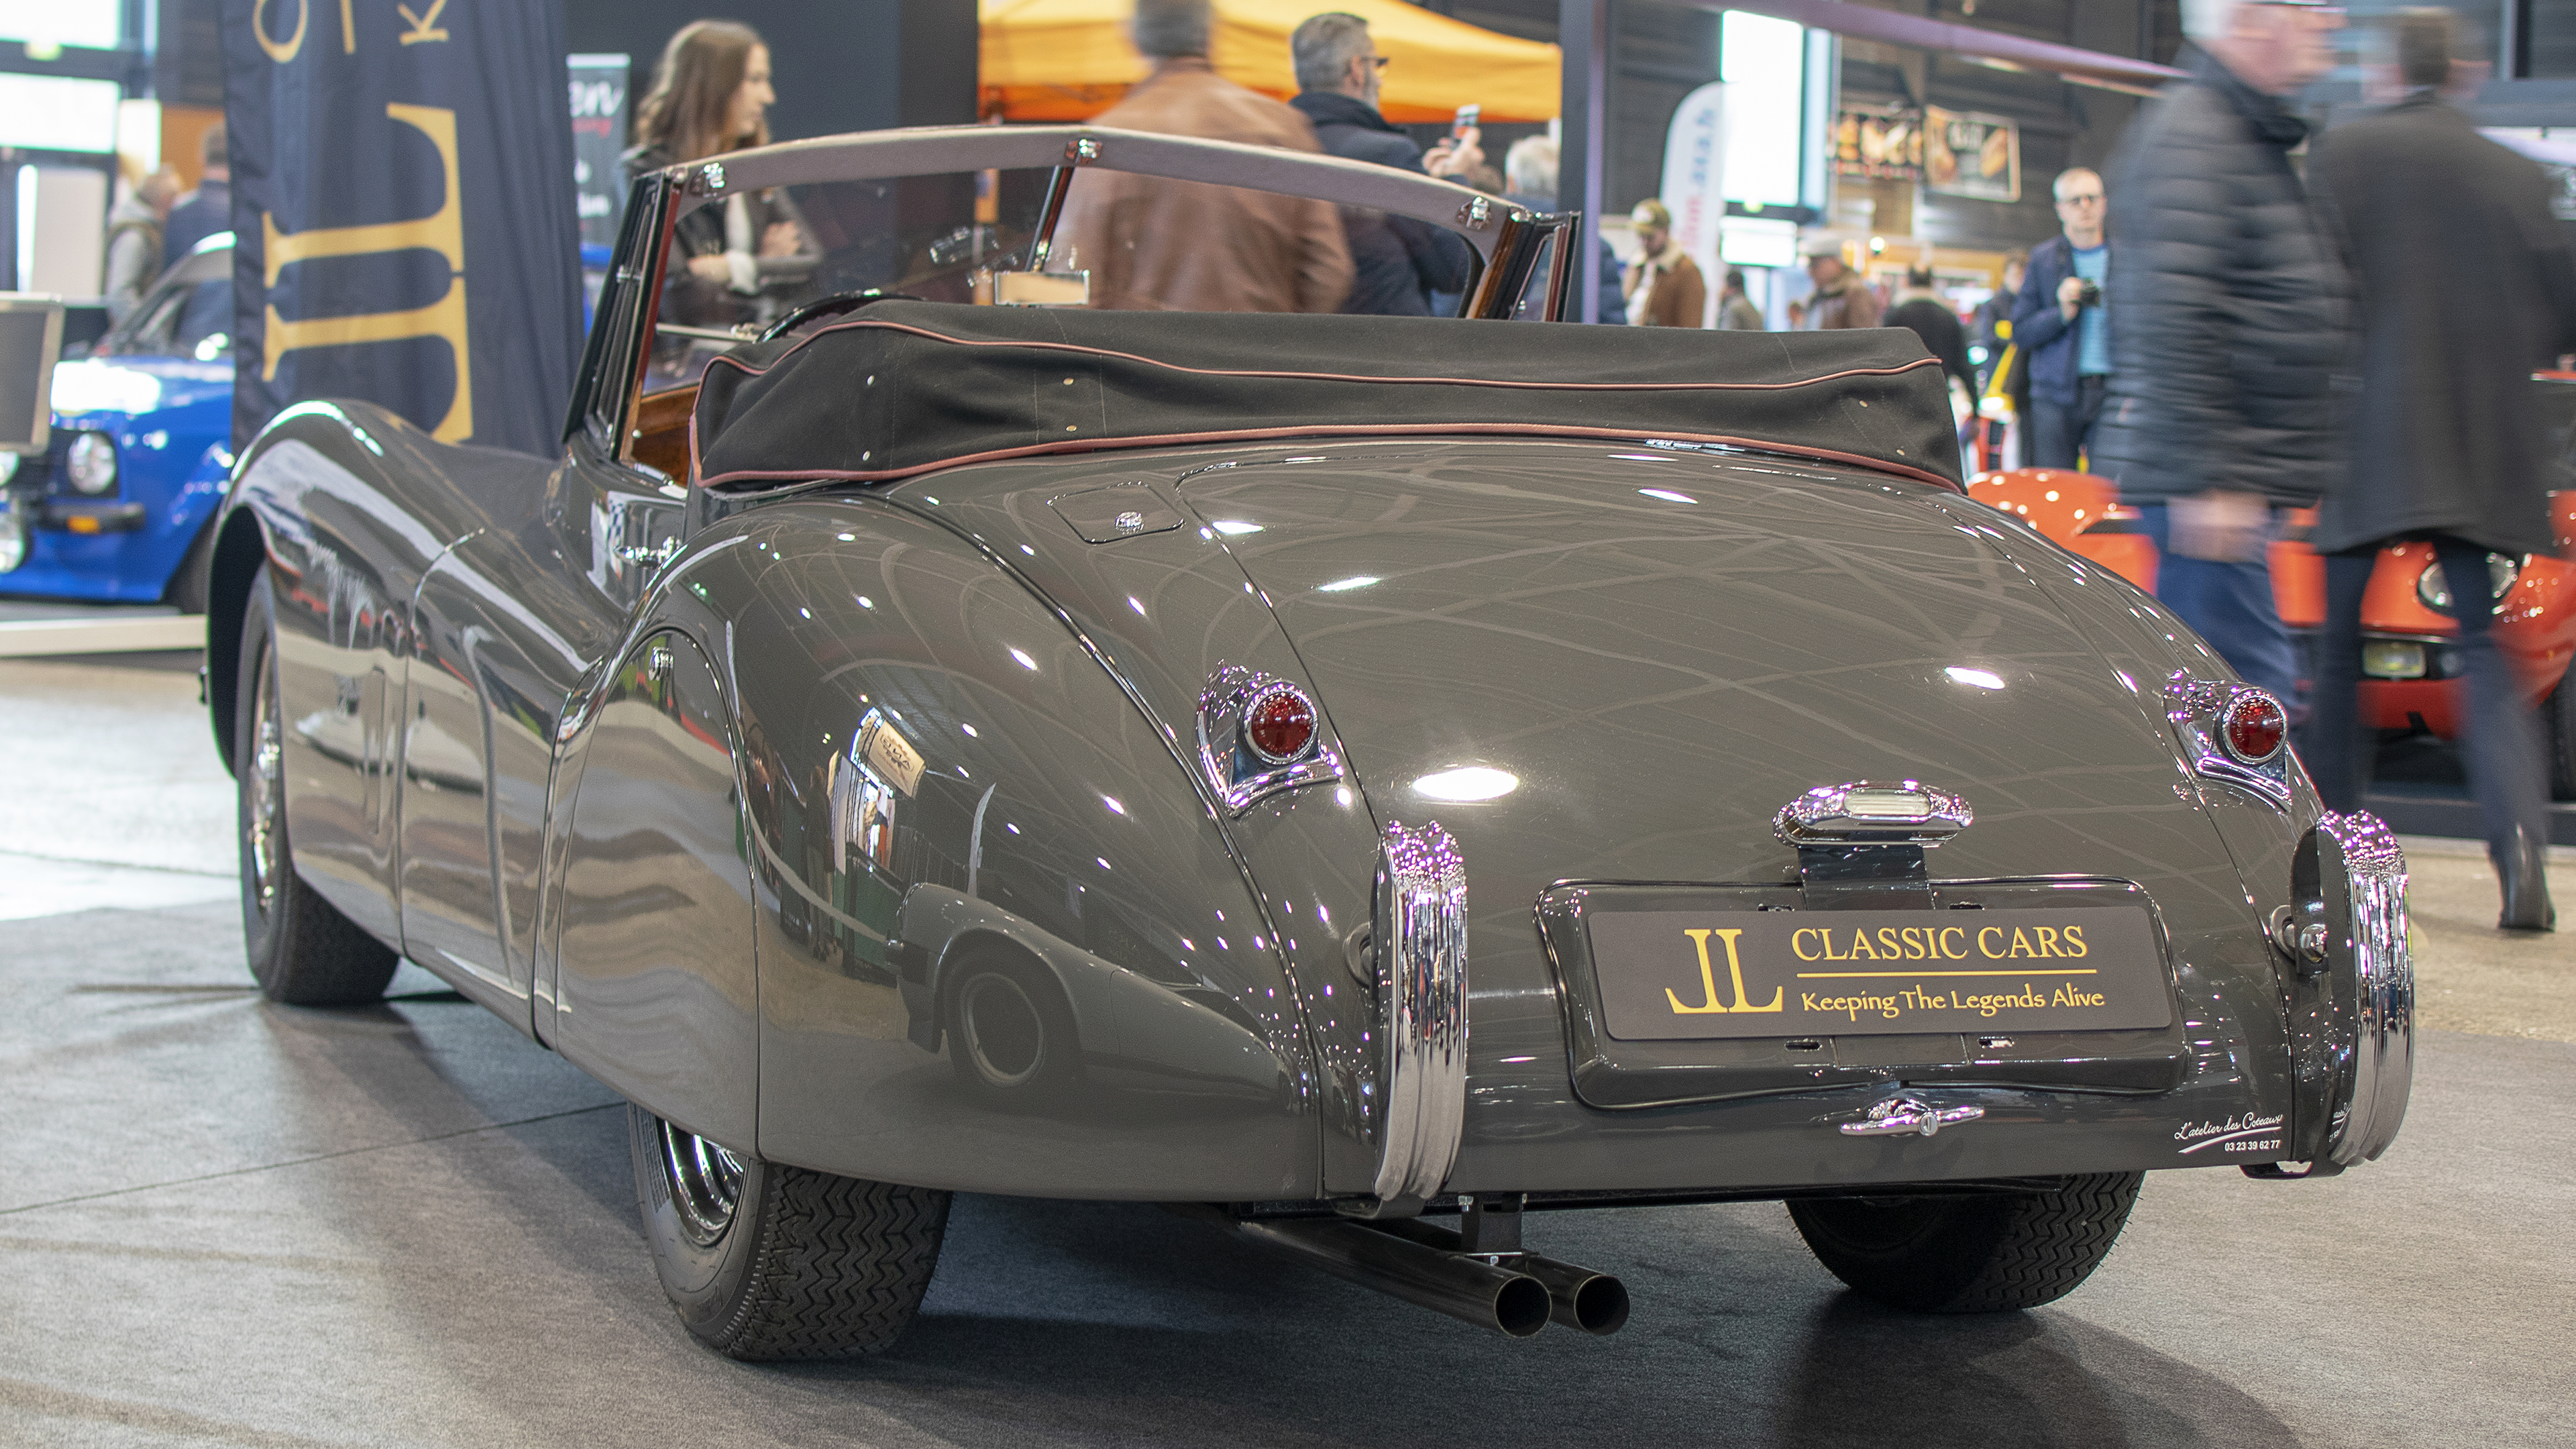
3,898,2567,1449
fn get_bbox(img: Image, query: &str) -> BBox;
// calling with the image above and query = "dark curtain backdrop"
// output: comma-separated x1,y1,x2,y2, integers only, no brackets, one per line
223,0,585,455
561,0,976,147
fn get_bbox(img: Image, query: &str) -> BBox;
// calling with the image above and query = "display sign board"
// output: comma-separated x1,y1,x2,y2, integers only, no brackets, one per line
568,54,630,251
222,0,585,456
1832,103,1921,184
1926,106,2021,203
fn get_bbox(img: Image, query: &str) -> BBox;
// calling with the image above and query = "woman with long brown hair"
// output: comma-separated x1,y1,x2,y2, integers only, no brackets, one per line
627,19,818,343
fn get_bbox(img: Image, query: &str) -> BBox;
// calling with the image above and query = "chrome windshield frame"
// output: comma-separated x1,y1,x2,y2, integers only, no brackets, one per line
665,123,1514,260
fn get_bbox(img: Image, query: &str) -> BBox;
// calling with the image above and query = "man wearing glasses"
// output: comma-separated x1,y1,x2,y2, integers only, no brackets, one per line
2091,0,2348,714
2009,168,2114,470
1290,12,1479,316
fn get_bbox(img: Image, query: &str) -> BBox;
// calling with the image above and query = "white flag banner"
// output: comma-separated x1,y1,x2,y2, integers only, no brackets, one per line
1660,82,1727,329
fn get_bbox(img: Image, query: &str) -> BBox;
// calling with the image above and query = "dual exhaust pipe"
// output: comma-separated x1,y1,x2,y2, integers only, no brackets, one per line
1216,1201,1628,1339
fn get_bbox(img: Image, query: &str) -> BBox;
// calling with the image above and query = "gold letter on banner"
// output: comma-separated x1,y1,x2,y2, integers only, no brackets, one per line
253,0,307,62
397,0,449,44
262,103,472,441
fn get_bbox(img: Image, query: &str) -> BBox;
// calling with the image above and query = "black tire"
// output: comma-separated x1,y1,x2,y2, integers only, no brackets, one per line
164,518,215,614
1787,1173,2143,1313
2548,662,2575,802
628,1106,950,1360
940,949,1082,1104
234,565,398,1006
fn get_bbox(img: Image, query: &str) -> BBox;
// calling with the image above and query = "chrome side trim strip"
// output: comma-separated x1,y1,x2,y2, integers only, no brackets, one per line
1373,820,1468,1212
2312,812,2414,1167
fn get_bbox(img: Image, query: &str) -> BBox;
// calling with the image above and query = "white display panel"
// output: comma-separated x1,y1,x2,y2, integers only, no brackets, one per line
0,0,119,50
1719,217,1799,268
1720,10,1805,211
0,74,121,154
15,164,107,298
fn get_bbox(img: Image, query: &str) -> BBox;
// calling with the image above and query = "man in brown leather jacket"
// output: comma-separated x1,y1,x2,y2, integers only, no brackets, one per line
1056,0,1353,313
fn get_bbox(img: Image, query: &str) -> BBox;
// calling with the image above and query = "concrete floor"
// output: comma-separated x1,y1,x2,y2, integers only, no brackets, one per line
3,651,2571,1449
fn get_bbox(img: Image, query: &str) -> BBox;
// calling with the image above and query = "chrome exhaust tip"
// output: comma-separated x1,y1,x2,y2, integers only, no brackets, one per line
1222,1215,1554,1338
1517,1252,1630,1336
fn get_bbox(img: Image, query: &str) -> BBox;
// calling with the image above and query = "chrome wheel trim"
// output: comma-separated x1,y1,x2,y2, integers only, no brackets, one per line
657,1118,747,1247
245,641,286,919
958,971,1044,1088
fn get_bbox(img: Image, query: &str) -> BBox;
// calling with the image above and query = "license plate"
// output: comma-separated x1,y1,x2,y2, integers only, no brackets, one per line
1586,906,2171,1040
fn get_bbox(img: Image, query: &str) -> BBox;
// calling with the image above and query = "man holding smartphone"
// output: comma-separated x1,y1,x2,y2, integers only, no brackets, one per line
2009,167,2114,470
1289,11,1478,315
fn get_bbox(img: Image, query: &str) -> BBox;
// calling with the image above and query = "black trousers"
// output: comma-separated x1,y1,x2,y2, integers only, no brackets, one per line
2310,535,2546,857
2029,374,2110,470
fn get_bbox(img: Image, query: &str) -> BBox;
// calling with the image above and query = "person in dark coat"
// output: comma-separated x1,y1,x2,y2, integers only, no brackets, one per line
1887,268,1975,401
1288,12,1476,317
1968,251,2027,468
2010,168,2116,469
2307,9,2575,930
2092,0,2348,711
162,124,231,265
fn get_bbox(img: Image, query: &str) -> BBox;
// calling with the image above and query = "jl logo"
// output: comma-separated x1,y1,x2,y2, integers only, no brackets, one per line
260,103,472,441
1667,928,1784,1014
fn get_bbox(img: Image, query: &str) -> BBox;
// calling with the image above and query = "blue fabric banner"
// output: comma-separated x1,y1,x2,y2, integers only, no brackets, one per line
223,0,584,456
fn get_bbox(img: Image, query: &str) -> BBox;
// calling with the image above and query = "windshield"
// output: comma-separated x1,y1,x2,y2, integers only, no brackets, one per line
647,171,1041,391
640,159,1538,394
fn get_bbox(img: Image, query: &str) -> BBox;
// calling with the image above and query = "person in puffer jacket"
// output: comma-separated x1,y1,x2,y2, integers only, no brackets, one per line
2091,0,2350,710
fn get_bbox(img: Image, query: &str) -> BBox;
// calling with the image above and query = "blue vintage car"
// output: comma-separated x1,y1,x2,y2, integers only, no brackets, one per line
0,234,234,610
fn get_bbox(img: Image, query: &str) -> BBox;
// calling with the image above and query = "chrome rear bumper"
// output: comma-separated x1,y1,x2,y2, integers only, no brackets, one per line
2283,812,2415,1172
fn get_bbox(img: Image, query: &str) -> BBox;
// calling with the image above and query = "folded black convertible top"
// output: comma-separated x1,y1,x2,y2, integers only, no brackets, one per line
690,299,1962,492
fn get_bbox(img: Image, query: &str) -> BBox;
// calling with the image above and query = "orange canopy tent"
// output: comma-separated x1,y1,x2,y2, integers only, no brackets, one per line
979,0,1562,125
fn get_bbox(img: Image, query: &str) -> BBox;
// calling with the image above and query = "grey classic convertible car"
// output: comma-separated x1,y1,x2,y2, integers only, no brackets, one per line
201,125,2412,1357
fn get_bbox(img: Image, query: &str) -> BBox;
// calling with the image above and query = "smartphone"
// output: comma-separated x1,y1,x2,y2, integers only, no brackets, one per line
1451,104,1480,142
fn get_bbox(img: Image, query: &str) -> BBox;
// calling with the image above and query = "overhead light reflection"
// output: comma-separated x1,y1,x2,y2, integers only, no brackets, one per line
1318,576,1380,592
1640,488,1698,504
1010,647,1038,670
1413,766,1519,801
1211,519,1263,535
1946,666,2006,690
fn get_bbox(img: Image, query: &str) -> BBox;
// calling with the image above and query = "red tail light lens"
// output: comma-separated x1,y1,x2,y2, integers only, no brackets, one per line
2221,690,2286,765
1244,684,1318,765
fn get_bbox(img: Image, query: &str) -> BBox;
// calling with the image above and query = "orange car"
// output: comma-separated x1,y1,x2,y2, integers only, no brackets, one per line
1968,466,2576,800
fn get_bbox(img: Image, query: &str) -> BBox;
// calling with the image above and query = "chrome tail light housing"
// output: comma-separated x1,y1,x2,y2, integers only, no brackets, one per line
1197,665,1340,815
2166,672,2292,808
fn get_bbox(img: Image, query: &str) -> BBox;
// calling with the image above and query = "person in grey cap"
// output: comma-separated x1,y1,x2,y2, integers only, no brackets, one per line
1801,238,1880,329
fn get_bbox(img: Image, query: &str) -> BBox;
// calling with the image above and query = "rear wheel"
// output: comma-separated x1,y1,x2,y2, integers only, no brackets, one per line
1788,1173,2143,1313
234,567,397,1006
2547,661,2575,802
628,1106,950,1360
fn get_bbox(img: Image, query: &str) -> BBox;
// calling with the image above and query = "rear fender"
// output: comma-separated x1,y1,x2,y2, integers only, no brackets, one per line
670,493,1324,1199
